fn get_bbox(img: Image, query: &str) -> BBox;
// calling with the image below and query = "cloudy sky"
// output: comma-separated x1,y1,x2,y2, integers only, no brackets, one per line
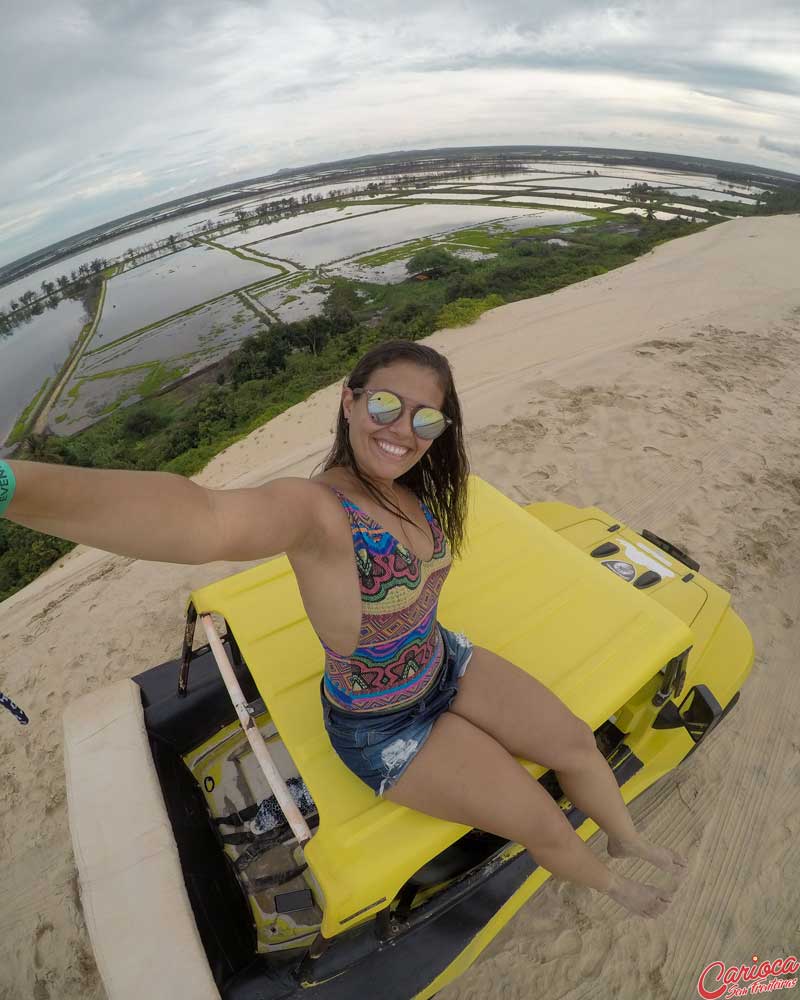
3,0,799,268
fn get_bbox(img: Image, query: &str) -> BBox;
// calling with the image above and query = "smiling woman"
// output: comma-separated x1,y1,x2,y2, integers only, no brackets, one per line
4,6,797,994
309,339,470,549
283,339,687,920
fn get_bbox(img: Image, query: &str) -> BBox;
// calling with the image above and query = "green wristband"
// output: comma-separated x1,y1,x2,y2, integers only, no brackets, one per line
0,460,16,516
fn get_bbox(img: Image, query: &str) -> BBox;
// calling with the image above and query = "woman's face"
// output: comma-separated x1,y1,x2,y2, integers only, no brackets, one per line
342,362,446,489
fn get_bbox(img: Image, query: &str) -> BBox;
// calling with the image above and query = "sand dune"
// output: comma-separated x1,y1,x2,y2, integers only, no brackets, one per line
2,214,799,999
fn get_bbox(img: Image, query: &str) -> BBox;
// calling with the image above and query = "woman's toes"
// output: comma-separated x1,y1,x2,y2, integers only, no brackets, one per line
668,848,689,876
607,835,689,878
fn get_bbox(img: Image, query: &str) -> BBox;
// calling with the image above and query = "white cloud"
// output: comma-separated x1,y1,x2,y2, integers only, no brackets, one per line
73,170,151,201
759,135,800,158
2,0,799,266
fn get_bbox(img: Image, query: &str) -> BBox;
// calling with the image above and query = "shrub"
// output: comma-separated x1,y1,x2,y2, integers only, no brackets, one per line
436,293,504,329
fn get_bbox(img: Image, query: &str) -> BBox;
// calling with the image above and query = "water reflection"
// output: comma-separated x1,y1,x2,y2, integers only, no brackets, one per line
51,296,260,435
496,195,616,209
248,203,591,267
0,298,87,444
663,187,757,204
213,204,406,248
97,244,279,344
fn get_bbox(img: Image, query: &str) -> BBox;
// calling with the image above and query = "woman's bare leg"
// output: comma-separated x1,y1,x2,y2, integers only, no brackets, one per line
381,711,674,918
446,645,688,879
555,750,689,879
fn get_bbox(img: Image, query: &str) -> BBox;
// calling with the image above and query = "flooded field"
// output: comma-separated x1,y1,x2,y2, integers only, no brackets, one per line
663,187,757,203
3,152,765,443
460,179,573,191
665,202,710,214
403,192,503,200
485,212,594,230
505,186,631,200
0,211,222,308
326,247,496,285
213,204,403,248
95,244,279,343
612,207,680,220
247,203,584,267
255,282,333,325
511,176,648,192
495,195,616,209
50,296,261,435
0,298,88,446
226,175,417,211
422,171,552,185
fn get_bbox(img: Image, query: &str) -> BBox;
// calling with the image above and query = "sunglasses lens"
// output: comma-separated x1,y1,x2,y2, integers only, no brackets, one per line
363,389,448,439
413,407,447,439
367,390,402,424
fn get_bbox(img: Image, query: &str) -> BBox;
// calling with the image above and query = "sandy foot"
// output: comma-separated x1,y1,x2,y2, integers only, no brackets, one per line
606,835,689,879
605,871,674,919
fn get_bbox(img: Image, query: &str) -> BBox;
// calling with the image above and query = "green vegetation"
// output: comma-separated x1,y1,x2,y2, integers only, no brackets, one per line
0,524,74,600
436,294,505,328
406,246,463,277
58,359,193,425
196,237,287,272
354,238,436,267
755,185,800,214
5,377,51,445
1,213,714,601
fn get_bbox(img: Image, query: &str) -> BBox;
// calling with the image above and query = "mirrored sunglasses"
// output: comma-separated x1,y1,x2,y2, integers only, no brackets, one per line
351,388,452,440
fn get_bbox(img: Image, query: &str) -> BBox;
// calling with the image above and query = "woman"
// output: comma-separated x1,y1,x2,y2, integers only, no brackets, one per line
1,339,686,918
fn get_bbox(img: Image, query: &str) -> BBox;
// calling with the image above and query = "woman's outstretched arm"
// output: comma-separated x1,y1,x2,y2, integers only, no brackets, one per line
1,460,323,565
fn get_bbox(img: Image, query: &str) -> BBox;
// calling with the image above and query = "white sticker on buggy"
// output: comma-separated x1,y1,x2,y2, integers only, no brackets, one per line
614,539,676,578
636,539,675,569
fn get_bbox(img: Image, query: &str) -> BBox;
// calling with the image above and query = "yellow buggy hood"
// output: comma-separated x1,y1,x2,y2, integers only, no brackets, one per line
188,474,693,937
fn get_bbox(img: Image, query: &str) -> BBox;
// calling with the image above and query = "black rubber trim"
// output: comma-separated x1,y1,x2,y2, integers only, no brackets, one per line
681,691,741,764
591,542,620,557
641,528,700,572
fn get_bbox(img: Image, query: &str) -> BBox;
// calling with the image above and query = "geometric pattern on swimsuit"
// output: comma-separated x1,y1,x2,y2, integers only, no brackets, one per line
319,485,453,714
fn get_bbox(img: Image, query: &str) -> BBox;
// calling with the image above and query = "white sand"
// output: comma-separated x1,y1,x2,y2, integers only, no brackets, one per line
2,214,799,999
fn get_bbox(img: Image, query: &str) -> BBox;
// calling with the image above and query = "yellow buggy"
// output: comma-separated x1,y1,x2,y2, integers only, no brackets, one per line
64,475,753,1000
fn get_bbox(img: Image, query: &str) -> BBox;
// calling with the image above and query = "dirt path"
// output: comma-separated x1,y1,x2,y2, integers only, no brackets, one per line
31,279,107,436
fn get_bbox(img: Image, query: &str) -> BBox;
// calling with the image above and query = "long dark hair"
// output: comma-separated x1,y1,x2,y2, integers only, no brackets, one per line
310,339,470,559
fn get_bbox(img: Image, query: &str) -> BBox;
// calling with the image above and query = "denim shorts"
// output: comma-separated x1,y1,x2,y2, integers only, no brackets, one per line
319,622,475,797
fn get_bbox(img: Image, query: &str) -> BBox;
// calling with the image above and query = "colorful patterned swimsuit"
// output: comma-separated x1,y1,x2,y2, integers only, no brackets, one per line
320,486,453,715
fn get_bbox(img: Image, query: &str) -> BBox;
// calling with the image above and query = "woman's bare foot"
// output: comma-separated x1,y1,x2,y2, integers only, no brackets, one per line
607,834,689,879
605,870,674,918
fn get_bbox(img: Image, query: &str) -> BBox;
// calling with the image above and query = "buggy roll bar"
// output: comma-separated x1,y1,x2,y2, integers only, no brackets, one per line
185,608,313,846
